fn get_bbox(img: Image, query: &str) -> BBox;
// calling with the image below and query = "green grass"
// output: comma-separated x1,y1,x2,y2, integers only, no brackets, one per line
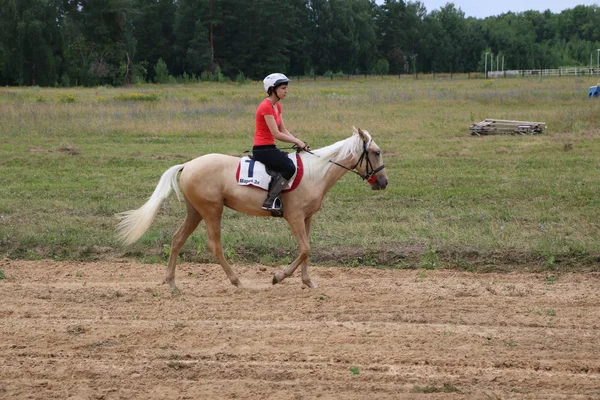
1,75,600,271
412,381,461,393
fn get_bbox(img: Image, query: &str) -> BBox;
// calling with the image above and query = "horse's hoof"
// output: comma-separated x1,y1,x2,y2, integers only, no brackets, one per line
231,279,242,287
272,274,279,285
164,278,177,291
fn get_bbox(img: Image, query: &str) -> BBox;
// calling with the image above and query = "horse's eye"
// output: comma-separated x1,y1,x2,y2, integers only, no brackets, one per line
374,151,381,157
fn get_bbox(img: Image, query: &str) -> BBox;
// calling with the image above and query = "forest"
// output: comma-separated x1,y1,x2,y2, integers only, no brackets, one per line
2,0,600,86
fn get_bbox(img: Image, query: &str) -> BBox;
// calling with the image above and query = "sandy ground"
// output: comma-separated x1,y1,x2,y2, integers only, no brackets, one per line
1,259,599,399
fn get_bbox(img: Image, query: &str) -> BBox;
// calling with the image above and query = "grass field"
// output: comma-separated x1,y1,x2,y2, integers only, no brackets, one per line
1,75,599,271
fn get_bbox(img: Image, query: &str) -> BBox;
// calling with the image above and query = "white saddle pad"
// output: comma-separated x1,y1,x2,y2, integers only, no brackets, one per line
237,154,298,190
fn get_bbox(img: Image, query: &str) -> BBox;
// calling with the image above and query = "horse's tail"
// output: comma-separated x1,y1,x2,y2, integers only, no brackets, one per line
116,164,185,245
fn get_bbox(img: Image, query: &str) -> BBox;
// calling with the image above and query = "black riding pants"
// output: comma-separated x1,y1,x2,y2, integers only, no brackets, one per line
252,145,296,180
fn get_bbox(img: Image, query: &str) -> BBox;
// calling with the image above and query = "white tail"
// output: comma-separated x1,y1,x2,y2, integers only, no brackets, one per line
116,164,184,245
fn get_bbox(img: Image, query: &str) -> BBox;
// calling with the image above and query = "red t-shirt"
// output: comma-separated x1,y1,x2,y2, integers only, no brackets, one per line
254,98,282,146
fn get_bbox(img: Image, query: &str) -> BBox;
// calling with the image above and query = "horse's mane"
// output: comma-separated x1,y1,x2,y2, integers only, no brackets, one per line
301,129,371,180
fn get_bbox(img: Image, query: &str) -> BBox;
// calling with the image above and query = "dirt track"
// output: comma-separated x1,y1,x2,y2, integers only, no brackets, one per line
1,259,599,399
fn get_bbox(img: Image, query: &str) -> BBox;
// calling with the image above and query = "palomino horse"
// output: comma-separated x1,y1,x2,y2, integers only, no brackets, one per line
117,127,388,290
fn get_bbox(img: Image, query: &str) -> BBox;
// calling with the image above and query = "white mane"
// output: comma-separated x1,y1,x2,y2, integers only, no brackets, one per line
300,129,372,180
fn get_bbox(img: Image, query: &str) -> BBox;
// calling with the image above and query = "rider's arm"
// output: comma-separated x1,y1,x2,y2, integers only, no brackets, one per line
278,116,293,136
264,115,306,148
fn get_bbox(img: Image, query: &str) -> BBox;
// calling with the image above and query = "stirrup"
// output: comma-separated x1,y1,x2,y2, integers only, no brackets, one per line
261,197,282,211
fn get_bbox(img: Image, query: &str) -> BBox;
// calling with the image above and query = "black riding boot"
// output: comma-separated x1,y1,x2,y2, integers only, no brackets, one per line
262,174,289,211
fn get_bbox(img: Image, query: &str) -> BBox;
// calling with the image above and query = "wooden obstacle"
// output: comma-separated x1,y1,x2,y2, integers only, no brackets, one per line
470,119,546,136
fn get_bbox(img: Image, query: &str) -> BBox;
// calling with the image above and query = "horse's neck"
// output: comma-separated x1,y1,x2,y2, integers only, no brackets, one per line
315,153,356,194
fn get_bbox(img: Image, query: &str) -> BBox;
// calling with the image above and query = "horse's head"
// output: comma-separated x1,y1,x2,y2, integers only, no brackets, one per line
354,127,388,190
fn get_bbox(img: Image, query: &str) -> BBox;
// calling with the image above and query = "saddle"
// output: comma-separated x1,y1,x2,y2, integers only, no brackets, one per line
235,153,303,192
235,153,304,217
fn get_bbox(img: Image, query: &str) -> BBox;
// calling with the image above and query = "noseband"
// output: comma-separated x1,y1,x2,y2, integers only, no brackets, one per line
329,140,385,183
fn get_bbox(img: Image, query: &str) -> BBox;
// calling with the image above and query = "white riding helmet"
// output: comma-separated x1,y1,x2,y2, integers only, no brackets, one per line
263,73,290,94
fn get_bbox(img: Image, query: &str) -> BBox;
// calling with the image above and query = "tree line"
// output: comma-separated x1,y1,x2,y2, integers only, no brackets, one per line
2,0,600,87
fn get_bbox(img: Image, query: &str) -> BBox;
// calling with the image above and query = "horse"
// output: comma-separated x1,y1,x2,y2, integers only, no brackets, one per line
117,127,388,290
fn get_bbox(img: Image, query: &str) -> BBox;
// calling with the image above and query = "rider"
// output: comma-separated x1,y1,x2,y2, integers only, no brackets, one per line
253,73,310,211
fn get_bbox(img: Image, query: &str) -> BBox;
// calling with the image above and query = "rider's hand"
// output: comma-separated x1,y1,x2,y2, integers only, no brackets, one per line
297,141,310,152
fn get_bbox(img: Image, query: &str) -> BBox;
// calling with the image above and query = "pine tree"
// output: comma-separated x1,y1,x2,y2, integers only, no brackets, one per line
0,0,63,85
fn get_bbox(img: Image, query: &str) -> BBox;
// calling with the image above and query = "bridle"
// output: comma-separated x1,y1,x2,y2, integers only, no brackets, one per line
328,140,385,184
268,138,385,183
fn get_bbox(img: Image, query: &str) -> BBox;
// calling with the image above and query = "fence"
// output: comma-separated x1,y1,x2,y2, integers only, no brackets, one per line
488,67,597,78
291,67,598,82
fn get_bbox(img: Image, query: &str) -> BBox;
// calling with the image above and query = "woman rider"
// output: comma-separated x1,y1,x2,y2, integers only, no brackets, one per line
252,73,310,211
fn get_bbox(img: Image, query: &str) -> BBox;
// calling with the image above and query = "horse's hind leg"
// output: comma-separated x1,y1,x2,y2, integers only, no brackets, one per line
165,199,202,292
203,204,242,287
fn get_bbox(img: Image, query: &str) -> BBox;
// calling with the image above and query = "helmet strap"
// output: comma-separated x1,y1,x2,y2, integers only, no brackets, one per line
267,88,280,103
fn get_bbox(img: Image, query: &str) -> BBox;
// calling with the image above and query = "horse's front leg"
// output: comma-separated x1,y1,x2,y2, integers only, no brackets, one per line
272,256,303,285
273,216,316,288
299,216,315,288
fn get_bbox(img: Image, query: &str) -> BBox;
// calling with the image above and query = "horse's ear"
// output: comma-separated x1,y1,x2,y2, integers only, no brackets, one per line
357,127,368,142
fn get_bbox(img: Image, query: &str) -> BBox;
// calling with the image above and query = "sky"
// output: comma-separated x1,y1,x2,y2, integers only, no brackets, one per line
415,0,599,18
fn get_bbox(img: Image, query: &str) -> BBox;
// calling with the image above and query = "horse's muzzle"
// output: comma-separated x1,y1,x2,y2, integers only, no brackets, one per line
370,176,388,190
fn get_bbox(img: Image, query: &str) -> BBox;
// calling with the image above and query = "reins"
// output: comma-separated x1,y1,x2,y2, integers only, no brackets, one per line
245,140,384,182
